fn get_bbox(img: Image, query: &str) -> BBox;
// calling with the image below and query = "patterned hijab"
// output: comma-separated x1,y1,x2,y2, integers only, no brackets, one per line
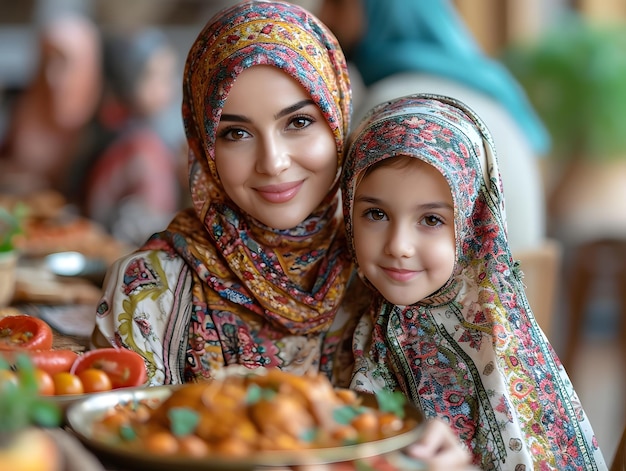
353,0,550,155
143,1,352,377
341,94,605,470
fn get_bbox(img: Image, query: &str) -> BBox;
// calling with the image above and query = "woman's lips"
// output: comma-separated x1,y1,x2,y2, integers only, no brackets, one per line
382,267,419,282
255,181,304,203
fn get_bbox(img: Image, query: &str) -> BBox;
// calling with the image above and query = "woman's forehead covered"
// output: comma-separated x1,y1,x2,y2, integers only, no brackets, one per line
183,0,351,162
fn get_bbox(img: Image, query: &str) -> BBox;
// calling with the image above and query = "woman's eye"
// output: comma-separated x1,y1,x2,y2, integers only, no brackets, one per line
422,215,443,227
364,208,387,221
219,128,250,141
287,116,313,130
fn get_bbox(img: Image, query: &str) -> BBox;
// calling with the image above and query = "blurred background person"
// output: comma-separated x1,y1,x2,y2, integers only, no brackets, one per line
316,0,550,254
78,27,184,247
0,10,102,198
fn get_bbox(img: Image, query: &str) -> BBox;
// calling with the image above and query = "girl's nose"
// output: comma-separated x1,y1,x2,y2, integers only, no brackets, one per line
384,223,416,258
255,134,291,176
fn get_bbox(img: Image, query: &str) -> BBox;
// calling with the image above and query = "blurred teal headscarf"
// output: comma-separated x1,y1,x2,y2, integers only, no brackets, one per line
352,0,550,155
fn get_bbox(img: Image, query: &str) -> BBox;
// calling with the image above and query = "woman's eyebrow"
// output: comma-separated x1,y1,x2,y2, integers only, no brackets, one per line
219,99,315,124
219,113,250,123
275,99,315,120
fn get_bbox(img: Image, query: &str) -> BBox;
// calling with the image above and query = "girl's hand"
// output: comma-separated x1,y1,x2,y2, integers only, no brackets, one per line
405,418,475,470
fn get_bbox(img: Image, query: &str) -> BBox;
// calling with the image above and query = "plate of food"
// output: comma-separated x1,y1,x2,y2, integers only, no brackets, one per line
66,367,425,471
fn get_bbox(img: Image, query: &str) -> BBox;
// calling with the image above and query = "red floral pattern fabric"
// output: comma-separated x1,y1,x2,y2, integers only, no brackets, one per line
341,94,606,470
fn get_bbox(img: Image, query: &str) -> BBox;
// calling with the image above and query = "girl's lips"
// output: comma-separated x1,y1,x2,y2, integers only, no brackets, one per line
255,181,304,203
382,267,419,282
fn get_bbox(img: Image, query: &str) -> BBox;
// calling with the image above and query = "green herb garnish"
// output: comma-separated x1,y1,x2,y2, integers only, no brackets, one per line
245,384,276,404
119,423,137,441
168,407,200,436
375,389,406,419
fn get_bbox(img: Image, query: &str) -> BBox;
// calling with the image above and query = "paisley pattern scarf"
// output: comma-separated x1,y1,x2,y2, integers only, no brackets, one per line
341,94,605,470
93,1,353,384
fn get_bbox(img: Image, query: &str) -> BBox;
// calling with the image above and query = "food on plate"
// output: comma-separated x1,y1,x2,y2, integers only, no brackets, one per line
51,372,85,395
0,331,147,395
1,190,130,264
77,368,113,393
70,348,147,389
32,368,55,396
0,315,53,350
90,368,419,458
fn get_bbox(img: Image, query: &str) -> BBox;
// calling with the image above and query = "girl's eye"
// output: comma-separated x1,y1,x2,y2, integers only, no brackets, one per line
422,215,444,227
219,127,250,141
364,208,387,221
287,116,313,130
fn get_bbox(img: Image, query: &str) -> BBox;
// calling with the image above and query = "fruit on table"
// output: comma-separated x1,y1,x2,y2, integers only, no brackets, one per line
71,348,148,389
0,315,53,350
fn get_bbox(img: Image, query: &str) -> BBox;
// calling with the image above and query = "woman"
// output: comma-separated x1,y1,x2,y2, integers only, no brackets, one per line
91,0,353,386
0,12,102,196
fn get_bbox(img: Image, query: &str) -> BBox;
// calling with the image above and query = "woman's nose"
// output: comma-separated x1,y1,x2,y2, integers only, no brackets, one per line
255,134,291,176
384,223,416,258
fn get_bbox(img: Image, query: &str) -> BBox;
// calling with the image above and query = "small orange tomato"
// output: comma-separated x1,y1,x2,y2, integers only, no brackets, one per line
52,372,84,395
77,368,113,393
33,368,55,396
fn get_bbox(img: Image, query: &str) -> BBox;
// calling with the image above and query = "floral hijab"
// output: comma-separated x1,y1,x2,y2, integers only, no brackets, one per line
341,94,605,470
142,1,353,378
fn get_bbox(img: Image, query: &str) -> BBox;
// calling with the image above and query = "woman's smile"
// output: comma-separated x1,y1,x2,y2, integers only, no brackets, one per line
254,180,304,203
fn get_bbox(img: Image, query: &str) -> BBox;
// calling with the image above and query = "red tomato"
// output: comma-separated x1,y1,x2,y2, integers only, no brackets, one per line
0,315,53,351
70,348,147,389
29,349,79,375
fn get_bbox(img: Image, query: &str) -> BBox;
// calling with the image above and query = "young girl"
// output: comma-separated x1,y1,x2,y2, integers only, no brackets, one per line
341,93,606,470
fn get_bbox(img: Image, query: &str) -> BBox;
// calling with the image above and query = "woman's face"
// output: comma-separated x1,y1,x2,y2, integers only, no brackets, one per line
215,66,338,230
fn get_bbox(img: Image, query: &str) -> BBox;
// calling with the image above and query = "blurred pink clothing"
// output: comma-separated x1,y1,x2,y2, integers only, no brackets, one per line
85,124,179,245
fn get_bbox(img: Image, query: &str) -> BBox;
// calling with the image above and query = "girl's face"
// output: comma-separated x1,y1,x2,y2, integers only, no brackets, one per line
352,158,456,305
215,66,338,230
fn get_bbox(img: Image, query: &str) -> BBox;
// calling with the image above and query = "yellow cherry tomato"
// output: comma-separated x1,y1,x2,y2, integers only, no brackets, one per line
52,372,84,395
